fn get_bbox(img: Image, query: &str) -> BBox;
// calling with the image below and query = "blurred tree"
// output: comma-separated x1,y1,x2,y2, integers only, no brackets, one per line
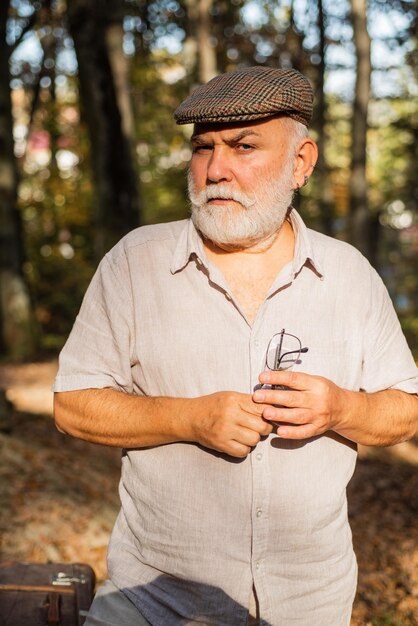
3,0,416,356
184,0,217,82
312,0,334,236
67,0,140,260
348,0,373,262
0,1,38,360
130,60,190,226
212,0,254,71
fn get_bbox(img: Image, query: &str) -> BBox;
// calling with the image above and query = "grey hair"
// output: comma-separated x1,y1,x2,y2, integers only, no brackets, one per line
279,117,309,157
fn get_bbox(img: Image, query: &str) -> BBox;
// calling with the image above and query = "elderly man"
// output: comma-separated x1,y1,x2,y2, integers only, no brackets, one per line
54,67,418,626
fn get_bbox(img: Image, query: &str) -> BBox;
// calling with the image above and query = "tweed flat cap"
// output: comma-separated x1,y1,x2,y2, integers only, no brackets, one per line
174,66,313,127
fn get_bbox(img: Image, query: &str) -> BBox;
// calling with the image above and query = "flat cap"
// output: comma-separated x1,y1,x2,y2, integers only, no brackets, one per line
174,66,313,127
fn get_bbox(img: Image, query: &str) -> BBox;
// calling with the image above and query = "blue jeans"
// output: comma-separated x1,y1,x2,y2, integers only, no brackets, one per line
84,579,260,626
84,580,151,626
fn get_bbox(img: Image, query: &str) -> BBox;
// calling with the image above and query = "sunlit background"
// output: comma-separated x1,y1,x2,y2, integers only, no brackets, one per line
1,0,417,361
1,4,418,625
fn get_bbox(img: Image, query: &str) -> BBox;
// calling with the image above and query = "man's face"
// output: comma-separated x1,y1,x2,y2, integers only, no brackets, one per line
188,117,298,250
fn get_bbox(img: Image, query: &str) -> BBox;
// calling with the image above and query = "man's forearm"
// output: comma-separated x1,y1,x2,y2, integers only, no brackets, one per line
54,388,196,448
253,369,418,446
54,387,272,456
333,388,418,447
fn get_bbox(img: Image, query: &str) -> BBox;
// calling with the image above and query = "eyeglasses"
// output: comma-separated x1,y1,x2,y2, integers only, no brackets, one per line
266,329,308,371
261,329,308,390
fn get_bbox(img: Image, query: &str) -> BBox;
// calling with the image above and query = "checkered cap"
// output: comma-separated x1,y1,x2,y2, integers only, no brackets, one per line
174,66,313,127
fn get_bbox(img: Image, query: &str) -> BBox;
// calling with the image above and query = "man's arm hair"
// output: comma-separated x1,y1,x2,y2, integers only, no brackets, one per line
253,369,418,446
54,388,272,457
333,387,418,447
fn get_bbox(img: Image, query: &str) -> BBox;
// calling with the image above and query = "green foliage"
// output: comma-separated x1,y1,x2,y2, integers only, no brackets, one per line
18,80,96,346
6,0,418,356
371,615,408,626
131,54,191,225
369,99,418,357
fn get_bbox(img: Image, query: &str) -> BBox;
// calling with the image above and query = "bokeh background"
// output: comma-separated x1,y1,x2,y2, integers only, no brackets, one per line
1,0,417,360
0,2,417,625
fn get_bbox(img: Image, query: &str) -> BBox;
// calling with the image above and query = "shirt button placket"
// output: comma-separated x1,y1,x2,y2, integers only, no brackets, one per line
249,322,271,613
251,440,270,584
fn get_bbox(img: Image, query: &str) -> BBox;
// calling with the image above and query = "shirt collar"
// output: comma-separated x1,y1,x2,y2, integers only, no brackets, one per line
171,219,206,274
288,208,324,279
170,209,324,278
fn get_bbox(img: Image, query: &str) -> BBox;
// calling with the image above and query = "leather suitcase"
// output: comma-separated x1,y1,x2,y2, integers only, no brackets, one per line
0,561,96,626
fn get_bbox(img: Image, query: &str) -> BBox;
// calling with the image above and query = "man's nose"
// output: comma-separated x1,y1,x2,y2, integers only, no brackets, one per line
206,147,233,184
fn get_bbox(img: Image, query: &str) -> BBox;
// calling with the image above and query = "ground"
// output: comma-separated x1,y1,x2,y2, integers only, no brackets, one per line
0,360,417,626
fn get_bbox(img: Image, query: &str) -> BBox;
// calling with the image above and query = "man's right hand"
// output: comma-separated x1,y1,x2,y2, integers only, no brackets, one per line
188,391,273,457
54,388,272,458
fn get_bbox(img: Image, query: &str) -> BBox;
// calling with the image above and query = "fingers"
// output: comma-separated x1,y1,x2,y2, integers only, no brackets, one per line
206,426,267,458
235,428,261,449
263,406,308,424
227,442,252,458
252,374,337,440
253,388,305,410
258,369,311,390
271,422,317,440
194,391,273,458
261,406,327,440
224,413,272,454
227,422,273,457
241,411,274,435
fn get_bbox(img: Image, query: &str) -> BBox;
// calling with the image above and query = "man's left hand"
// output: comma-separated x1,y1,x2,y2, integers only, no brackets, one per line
252,370,347,439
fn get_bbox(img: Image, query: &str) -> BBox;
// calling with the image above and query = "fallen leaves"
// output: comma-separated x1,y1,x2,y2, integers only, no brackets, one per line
1,361,417,625
348,455,418,625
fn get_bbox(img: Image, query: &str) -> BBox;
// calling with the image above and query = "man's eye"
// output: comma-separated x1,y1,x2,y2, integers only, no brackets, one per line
237,143,254,151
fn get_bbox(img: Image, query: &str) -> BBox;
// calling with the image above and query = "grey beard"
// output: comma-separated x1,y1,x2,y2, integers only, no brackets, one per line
187,168,295,250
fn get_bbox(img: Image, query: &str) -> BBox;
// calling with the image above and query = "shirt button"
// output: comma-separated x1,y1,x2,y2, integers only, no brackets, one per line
256,453,263,461
255,562,260,570
256,508,262,518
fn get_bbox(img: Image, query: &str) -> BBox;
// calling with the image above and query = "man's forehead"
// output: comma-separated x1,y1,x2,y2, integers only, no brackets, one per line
192,115,286,139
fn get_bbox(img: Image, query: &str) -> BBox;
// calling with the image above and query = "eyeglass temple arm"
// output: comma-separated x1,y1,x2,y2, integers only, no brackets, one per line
277,346,309,368
274,329,285,369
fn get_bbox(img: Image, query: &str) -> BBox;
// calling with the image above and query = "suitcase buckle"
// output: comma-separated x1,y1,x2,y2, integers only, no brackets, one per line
52,572,87,586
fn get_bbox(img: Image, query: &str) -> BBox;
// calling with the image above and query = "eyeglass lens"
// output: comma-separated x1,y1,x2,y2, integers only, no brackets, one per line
266,330,302,371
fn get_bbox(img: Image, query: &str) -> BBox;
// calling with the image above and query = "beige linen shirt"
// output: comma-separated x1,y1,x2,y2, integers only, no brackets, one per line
54,210,418,626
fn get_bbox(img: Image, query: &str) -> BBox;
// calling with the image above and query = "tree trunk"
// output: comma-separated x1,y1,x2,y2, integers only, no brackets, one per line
348,0,374,262
67,0,140,261
184,0,217,84
105,22,135,139
197,0,217,82
314,0,334,235
0,2,38,360
288,1,306,72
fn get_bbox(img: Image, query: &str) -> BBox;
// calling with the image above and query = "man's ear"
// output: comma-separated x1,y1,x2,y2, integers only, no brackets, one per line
293,138,318,190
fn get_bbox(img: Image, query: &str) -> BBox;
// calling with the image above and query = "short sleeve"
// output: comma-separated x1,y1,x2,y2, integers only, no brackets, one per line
360,265,418,394
53,253,135,393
